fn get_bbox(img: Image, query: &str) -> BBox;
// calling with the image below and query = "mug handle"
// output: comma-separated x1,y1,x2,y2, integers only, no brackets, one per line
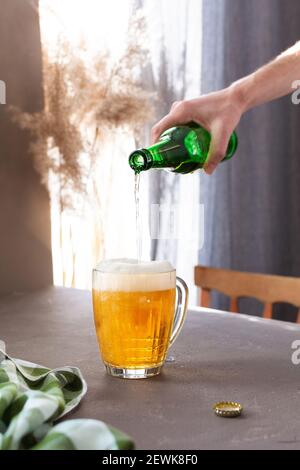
169,277,189,347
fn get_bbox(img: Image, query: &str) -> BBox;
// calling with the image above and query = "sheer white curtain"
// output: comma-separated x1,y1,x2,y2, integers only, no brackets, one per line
40,0,151,289
40,0,203,301
141,0,204,303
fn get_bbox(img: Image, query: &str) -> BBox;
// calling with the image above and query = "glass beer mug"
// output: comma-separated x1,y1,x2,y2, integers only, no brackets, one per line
92,259,189,379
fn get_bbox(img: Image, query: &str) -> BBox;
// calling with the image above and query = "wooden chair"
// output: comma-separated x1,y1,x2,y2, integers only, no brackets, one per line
194,266,300,323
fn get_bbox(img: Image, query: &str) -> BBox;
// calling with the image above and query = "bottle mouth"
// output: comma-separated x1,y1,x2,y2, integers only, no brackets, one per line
129,150,152,173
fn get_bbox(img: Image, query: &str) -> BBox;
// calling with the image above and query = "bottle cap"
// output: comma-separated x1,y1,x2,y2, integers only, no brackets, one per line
213,401,243,418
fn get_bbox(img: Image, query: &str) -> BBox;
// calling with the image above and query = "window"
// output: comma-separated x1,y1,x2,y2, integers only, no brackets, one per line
40,0,203,303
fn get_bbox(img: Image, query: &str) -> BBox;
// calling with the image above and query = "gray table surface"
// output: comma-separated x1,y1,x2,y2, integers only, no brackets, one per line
1,287,300,450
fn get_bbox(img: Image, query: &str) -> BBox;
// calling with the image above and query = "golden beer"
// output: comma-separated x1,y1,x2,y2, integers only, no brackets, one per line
92,259,188,379
93,288,176,369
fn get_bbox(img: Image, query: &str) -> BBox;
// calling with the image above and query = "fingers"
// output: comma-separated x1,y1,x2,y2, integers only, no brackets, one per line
151,101,191,144
170,101,180,111
151,114,177,144
204,123,231,175
151,101,233,176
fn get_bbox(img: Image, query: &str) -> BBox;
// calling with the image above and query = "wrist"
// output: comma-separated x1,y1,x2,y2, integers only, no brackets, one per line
228,77,253,114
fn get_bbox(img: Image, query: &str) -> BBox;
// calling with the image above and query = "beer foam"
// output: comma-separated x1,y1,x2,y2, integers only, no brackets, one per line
96,258,174,274
94,259,175,291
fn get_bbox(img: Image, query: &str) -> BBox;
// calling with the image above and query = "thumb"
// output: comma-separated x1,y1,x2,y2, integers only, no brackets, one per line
204,124,231,174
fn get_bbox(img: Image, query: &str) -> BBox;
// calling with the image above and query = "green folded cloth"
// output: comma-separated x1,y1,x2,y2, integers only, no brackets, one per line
0,349,134,450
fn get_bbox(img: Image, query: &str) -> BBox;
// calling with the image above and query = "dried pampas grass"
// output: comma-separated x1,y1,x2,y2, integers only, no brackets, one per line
11,14,153,209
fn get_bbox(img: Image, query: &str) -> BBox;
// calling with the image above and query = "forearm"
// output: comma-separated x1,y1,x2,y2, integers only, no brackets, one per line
151,41,300,173
231,41,300,112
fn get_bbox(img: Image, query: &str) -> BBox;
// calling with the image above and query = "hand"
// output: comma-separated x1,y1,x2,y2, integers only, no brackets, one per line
151,86,244,174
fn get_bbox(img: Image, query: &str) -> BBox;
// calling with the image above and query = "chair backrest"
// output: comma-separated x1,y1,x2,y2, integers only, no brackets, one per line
194,266,300,322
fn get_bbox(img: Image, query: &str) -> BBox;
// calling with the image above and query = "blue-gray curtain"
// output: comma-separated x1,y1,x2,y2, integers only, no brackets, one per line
200,0,300,319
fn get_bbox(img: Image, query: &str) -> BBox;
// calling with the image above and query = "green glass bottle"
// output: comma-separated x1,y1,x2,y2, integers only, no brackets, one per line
129,122,238,174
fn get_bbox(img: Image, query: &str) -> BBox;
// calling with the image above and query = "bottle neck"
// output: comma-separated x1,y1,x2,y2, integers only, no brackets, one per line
129,137,180,173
